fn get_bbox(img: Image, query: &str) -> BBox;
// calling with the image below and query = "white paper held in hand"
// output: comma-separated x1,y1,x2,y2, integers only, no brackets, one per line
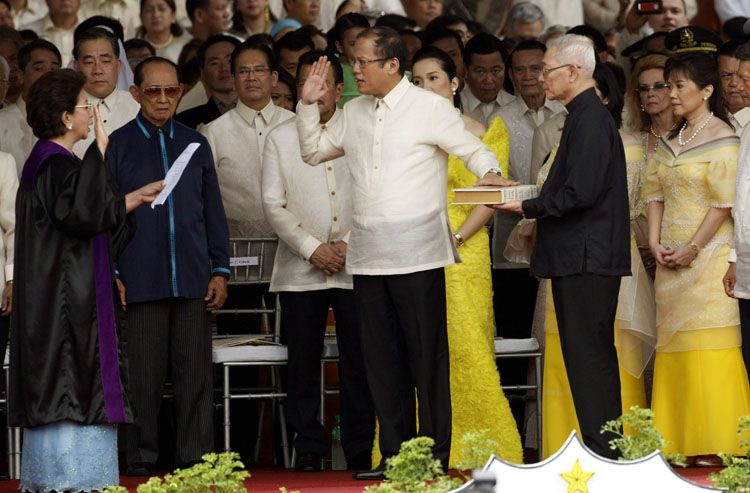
151,142,201,208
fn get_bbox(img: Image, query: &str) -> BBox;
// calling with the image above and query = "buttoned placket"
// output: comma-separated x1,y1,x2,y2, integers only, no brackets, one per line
254,111,267,154
371,100,385,186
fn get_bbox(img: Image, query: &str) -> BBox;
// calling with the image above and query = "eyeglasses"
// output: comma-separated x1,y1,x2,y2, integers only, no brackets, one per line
236,66,271,77
75,102,94,111
636,82,672,94
719,71,740,81
349,57,388,68
142,85,181,99
541,64,579,77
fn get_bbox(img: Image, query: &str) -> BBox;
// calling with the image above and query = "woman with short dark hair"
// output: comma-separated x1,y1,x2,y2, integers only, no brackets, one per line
10,69,163,491
644,52,750,463
137,0,190,63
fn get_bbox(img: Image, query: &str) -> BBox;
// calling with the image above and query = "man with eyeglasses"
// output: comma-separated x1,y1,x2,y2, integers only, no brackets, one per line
718,40,750,137
487,34,630,459
176,34,239,129
488,39,564,435
298,26,514,479
106,56,230,476
72,27,139,158
460,32,514,125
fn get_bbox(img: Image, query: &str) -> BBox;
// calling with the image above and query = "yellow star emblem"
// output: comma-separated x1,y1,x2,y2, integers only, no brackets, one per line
560,459,594,493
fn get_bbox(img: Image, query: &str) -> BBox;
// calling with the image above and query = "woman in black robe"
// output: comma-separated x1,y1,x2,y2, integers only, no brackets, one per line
9,69,163,492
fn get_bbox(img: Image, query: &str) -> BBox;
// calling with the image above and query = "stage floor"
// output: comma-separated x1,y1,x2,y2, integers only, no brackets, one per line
0,466,721,492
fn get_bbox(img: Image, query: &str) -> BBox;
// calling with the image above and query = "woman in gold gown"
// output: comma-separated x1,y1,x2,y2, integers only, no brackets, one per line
411,46,523,467
643,52,750,462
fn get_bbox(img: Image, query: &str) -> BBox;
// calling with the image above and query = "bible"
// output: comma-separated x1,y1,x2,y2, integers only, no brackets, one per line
453,185,539,205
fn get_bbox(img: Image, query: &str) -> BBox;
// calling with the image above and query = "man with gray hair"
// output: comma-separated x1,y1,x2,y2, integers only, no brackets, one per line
502,2,545,42
485,34,630,458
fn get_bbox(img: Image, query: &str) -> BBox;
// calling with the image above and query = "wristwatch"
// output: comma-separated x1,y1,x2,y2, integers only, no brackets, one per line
453,232,465,247
486,167,503,177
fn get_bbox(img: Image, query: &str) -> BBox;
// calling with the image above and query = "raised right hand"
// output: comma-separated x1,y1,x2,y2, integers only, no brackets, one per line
94,105,109,157
300,56,331,105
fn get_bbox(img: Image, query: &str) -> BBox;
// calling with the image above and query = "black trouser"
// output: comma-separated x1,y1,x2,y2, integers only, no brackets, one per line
739,298,750,381
492,268,539,435
353,268,451,466
281,289,374,462
124,298,213,466
551,273,622,458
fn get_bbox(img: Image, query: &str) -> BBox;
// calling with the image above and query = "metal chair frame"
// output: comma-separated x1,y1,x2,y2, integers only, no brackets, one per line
212,238,290,468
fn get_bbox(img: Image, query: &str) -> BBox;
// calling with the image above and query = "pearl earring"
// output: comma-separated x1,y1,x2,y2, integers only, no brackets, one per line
704,95,709,101
66,123,73,130
641,105,645,112
452,88,457,95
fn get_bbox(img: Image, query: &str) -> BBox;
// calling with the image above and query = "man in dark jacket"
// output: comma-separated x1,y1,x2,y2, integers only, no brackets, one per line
107,56,230,475
488,34,630,458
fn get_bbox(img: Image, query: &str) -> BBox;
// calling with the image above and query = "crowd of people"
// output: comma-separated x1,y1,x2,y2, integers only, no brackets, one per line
1,0,750,491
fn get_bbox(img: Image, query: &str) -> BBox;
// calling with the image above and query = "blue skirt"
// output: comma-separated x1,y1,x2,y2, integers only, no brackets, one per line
20,421,119,492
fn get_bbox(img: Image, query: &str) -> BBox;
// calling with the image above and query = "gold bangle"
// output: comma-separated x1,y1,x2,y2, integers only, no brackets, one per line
453,232,465,247
689,241,701,256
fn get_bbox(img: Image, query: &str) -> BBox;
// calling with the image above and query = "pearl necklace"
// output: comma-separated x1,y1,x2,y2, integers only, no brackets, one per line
678,112,713,147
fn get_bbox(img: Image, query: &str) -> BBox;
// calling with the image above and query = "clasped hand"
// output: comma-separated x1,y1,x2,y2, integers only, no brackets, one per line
310,242,347,276
651,243,695,270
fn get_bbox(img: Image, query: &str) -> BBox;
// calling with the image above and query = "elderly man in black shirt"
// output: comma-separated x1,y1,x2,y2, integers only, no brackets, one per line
487,34,631,458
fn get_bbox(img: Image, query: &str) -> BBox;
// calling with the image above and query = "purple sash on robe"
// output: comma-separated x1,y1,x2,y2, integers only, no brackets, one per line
23,140,127,424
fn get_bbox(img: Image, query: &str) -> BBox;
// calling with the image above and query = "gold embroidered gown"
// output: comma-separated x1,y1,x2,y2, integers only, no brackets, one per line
642,136,750,455
540,136,653,458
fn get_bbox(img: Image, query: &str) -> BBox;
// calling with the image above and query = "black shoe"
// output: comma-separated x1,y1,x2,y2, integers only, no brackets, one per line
125,462,155,477
353,465,386,480
346,451,373,470
295,451,322,472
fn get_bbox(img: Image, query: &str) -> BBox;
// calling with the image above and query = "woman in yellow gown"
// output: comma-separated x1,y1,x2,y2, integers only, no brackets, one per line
536,65,654,459
411,46,523,467
643,53,750,460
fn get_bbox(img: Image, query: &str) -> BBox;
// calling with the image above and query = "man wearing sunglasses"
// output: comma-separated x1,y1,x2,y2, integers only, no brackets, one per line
72,27,140,158
106,56,230,476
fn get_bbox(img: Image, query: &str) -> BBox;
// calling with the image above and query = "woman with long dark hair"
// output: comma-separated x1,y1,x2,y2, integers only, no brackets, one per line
643,52,750,463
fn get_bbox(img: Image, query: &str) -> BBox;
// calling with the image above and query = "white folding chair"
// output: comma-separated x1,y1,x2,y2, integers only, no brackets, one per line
212,238,290,468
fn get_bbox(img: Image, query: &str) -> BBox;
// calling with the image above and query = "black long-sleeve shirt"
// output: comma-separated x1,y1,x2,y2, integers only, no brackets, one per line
522,87,631,278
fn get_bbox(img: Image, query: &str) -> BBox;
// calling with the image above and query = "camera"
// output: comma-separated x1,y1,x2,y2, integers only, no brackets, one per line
636,0,664,14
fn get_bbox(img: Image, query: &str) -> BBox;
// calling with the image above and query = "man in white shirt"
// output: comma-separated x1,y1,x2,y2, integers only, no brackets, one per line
297,26,513,478
460,32,514,125
724,40,750,378
262,49,373,474
0,26,21,106
9,0,47,29
72,27,140,158
202,41,294,336
185,0,231,43
202,41,293,240
26,0,82,66
0,38,60,173
0,150,16,380
80,0,139,39
488,39,564,433
718,40,750,137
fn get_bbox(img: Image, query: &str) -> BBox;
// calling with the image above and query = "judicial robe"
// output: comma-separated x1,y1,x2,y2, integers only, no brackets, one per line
9,139,134,428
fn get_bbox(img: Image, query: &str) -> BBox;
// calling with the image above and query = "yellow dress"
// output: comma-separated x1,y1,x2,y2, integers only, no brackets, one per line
372,118,522,467
642,136,750,456
444,117,522,466
540,138,652,459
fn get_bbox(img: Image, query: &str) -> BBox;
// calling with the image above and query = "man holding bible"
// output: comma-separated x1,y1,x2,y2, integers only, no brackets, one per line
296,27,514,478
487,34,631,458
